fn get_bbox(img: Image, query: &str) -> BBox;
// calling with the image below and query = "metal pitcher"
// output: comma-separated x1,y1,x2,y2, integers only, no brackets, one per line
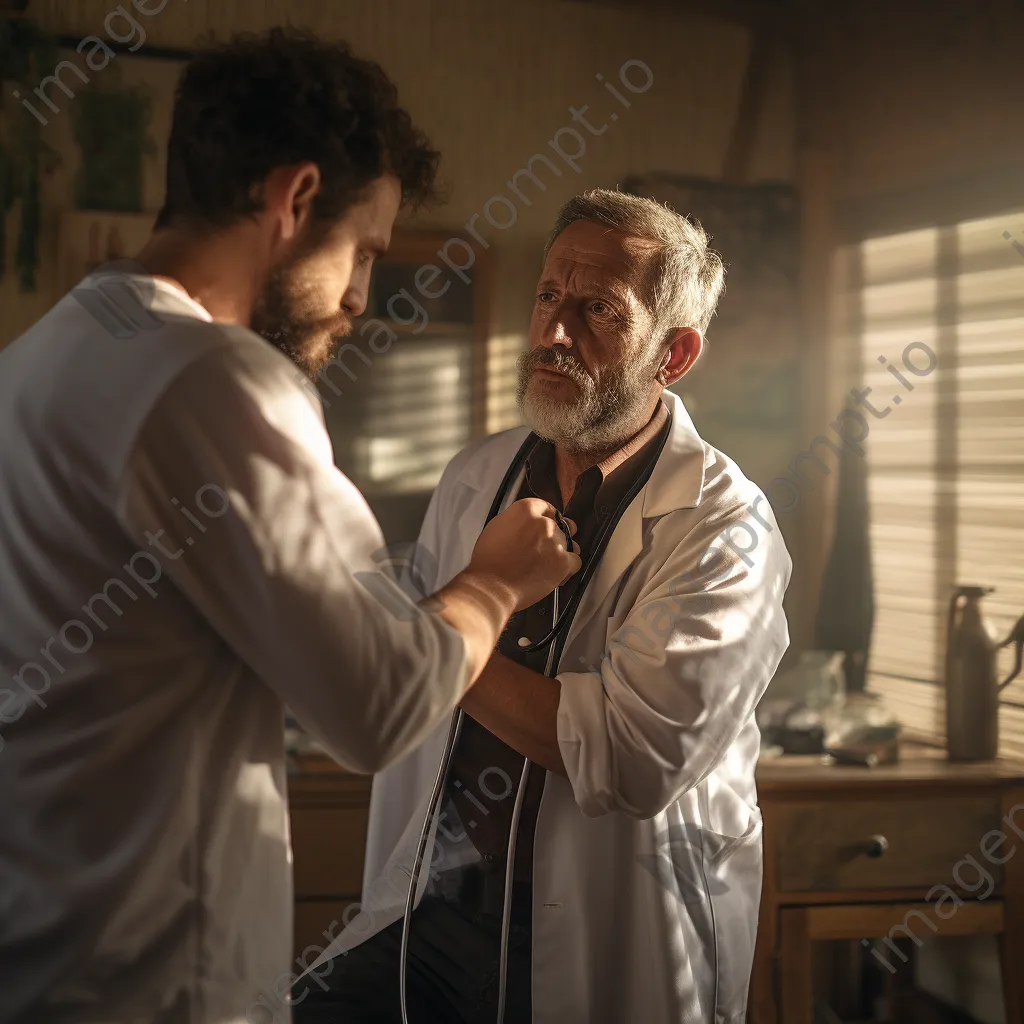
944,586,1024,761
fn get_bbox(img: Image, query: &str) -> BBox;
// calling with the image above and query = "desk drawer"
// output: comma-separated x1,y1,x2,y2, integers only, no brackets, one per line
773,795,1003,893
291,806,369,899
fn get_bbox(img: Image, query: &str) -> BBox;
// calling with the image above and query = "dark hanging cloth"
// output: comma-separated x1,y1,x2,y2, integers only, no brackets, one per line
814,416,875,692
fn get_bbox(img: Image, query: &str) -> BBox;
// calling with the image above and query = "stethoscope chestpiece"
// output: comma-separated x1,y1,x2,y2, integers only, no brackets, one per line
552,509,574,552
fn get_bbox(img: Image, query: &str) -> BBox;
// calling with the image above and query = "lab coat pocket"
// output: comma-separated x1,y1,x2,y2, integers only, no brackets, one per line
707,809,764,1024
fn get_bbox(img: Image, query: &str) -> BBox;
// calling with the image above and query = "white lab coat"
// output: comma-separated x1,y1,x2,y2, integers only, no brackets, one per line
327,392,791,1023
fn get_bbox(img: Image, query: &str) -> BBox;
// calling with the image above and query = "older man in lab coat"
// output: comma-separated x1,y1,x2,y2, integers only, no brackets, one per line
295,189,792,1023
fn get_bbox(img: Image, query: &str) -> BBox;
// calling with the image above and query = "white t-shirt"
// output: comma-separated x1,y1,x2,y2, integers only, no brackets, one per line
0,269,467,1023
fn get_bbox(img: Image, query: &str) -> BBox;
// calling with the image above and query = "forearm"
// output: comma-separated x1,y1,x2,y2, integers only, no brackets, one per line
459,652,567,775
432,570,517,689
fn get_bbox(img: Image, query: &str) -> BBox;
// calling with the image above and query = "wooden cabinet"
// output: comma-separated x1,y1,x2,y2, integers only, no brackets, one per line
287,756,372,959
750,748,1024,1024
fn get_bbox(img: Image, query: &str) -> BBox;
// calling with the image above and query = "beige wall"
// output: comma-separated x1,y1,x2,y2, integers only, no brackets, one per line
2,0,795,435
801,0,1024,203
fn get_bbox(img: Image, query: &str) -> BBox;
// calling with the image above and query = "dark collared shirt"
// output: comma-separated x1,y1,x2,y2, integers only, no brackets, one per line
439,400,672,919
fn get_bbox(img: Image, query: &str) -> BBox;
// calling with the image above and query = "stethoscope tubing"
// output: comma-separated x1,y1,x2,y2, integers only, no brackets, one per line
398,709,464,1024
400,438,534,1024
494,583,560,1021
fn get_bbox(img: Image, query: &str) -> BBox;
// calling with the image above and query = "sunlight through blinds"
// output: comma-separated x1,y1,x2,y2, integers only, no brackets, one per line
323,333,475,497
852,210,1024,758
317,243,485,513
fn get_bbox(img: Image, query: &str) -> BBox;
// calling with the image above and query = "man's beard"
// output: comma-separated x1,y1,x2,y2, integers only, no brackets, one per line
251,262,352,381
515,345,662,456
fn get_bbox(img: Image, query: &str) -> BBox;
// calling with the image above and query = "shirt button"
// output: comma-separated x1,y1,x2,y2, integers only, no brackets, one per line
517,636,532,648
598,504,610,519
483,854,496,864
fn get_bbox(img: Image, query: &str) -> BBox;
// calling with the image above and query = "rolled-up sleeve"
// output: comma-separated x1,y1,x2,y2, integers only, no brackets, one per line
116,340,468,776
556,499,791,819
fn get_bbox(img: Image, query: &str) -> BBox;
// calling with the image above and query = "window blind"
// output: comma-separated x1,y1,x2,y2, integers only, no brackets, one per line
318,244,486,508
324,333,476,497
849,207,1024,759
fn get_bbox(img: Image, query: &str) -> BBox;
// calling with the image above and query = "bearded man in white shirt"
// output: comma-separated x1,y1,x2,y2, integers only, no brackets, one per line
0,29,578,1024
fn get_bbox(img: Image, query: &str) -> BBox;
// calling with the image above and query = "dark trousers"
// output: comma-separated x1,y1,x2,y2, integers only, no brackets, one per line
292,895,532,1024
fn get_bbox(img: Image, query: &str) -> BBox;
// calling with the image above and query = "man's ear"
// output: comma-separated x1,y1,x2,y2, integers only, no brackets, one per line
262,162,322,248
656,327,703,387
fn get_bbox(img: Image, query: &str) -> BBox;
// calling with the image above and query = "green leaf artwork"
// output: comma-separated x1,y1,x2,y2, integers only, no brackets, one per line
71,87,155,213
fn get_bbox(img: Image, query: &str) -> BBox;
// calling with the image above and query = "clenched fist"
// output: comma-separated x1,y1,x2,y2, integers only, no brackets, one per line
467,498,582,612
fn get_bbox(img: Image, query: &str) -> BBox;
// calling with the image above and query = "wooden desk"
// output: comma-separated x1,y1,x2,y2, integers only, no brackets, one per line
287,755,372,959
750,748,1024,1024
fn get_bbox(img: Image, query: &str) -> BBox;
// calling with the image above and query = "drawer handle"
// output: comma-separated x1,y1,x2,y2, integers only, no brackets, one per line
865,835,889,859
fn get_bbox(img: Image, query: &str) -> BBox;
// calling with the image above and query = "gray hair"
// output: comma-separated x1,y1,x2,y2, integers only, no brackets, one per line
544,188,725,339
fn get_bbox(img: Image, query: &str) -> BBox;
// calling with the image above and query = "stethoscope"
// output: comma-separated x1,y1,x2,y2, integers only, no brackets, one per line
399,422,670,1024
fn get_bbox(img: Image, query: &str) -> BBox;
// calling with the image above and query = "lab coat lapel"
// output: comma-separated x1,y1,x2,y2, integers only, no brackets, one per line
562,497,644,656
452,428,531,574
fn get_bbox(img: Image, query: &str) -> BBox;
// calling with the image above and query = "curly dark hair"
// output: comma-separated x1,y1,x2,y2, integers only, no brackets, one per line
155,28,440,230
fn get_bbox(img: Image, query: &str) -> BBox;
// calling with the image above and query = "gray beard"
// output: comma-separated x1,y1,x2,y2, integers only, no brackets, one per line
515,348,661,456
